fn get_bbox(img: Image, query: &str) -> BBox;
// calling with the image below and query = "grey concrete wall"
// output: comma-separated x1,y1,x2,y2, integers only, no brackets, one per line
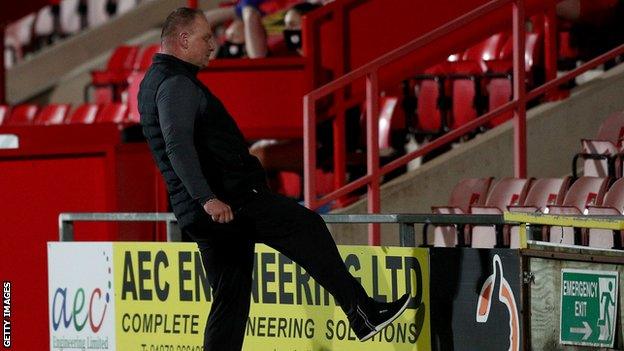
329,64,624,246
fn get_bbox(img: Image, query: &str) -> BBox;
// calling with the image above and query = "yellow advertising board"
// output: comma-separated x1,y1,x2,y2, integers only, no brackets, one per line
110,243,430,350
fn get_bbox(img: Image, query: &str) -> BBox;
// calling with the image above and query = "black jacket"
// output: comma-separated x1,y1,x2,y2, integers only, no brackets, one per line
139,53,266,228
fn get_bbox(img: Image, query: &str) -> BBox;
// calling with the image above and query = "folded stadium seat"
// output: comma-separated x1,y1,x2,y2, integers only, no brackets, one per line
34,104,71,125
4,105,39,126
410,63,452,136
447,33,509,130
485,32,543,127
427,177,494,247
34,6,54,47
547,176,610,245
508,177,571,248
133,45,160,71
463,32,509,66
470,177,532,248
117,0,138,15
449,62,484,130
378,96,405,155
60,0,81,36
65,104,100,124
125,71,146,124
586,178,624,248
354,96,404,160
4,14,36,66
87,45,139,103
95,103,129,124
574,110,624,178
0,106,9,125
87,0,109,28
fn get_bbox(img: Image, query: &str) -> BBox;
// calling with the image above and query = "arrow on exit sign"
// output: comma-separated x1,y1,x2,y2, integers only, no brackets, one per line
570,321,592,340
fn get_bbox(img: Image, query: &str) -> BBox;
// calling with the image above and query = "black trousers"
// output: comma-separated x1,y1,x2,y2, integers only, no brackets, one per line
183,186,369,351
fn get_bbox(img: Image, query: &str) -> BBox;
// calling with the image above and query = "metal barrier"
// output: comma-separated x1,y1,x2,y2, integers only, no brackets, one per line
58,212,506,246
59,211,624,251
506,212,624,254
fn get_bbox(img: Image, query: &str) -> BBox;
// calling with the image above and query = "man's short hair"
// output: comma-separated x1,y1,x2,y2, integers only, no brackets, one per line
161,7,203,41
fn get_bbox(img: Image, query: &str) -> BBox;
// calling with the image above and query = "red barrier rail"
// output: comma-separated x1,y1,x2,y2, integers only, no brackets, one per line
303,0,624,245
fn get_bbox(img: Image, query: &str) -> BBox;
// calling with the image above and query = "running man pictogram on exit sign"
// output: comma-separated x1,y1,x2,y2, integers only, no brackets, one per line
560,269,618,347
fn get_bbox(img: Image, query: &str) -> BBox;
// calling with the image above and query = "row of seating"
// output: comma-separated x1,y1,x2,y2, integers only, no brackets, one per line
430,176,624,249
0,103,133,126
87,44,160,103
404,20,544,136
5,0,153,68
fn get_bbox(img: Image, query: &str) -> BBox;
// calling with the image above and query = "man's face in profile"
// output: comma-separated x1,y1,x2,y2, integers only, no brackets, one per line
185,15,216,68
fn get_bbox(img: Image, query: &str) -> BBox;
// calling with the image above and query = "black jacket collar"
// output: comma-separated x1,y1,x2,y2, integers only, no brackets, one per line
153,53,200,76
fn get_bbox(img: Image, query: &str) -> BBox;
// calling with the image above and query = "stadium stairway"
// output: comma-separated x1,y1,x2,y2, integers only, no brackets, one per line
328,61,624,246
5,0,219,105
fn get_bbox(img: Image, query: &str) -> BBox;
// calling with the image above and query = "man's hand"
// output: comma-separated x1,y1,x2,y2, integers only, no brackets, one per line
203,198,234,223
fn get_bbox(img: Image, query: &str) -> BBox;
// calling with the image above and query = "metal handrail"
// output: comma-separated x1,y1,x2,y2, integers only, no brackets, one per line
302,0,624,246
58,212,507,247
58,212,624,251
303,0,527,245
505,212,624,250
58,212,179,242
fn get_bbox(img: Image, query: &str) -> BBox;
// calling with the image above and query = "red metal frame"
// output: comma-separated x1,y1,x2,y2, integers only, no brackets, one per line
0,24,5,105
303,0,624,245
512,0,527,178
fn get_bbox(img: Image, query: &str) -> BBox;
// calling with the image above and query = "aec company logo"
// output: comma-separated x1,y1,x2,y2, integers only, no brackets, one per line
475,254,520,351
48,243,115,351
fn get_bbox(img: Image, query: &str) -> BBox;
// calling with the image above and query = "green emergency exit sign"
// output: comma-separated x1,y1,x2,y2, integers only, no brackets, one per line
560,269,618,347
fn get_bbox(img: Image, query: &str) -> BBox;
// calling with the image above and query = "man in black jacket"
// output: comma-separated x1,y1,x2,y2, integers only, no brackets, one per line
139,7,410,351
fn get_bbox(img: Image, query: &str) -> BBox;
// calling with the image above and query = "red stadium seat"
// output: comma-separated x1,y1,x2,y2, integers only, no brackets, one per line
486,76,513,126
410,62,455,136
91,45,139,85
5,104,39,126
87,45,139,102
276,171,301,198
587,178,624,248
470,177,532,248
508,177,570,247
428,177,493,247
576,110,624,177
34,104,71,125
65,104,100,124
547,177,610,245
274,168,335,200
485,32,543,127
444,33,508,129
0,105,9,125
95,103,129,124
451,77,481,130
462,32,509,67
133,44,160,71
378,96,404,151
512,177,570,212
415,77,446,134
126,71,145,124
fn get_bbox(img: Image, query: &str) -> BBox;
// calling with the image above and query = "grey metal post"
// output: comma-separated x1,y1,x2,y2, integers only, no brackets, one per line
166,220,182,242
58,216,74,241
399,223,416,247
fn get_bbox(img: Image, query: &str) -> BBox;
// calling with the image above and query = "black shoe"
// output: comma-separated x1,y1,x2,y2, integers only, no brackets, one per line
348,293,410,341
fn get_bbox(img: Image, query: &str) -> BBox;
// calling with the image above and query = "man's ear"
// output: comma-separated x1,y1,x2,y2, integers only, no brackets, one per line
179,31,190,49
